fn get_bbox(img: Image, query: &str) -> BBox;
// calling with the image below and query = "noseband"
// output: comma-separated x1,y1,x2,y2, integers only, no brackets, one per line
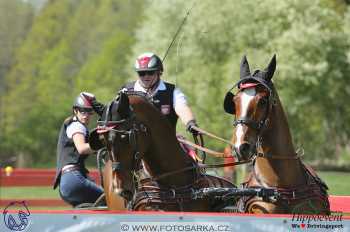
233,117,267,131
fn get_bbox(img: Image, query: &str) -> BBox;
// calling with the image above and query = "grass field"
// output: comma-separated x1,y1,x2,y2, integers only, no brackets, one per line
0,171,348,211
1,171,349,198
318,171,350,195
0,187,70,210
1,186,60,199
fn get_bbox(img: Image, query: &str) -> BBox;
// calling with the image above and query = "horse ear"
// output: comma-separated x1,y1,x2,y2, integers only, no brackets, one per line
240,55,251,79
264,54,276,81
117,92,130,118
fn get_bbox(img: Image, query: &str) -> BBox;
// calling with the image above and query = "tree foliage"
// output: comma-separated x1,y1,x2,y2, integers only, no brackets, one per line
132,0,350,163
0,0,35,161
1,0,144,166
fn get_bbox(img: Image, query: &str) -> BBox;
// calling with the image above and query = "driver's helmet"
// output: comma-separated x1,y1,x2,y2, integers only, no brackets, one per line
73,93,93,110
134,52,163,72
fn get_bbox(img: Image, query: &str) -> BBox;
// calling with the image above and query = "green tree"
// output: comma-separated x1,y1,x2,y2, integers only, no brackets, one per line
1,0,144,166
0,0,34,160
132,0,350,164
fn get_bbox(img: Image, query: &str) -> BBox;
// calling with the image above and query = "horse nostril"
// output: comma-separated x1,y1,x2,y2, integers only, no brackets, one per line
239,143,252,158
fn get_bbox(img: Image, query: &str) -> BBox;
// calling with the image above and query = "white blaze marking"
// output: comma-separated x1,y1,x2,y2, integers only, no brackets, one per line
235,88,256,148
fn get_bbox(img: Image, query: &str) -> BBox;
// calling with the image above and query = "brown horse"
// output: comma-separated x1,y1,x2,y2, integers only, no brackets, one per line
91,91,235,211
89,139,128,210
223,55,330,214
102,159,128,210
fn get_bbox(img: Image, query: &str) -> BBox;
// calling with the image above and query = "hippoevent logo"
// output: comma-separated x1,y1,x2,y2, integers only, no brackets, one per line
2,201,31,231
291,212,343,230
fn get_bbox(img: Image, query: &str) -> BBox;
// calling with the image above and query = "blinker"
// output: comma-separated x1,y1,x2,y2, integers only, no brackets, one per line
89,128,105,150
223,91,235,114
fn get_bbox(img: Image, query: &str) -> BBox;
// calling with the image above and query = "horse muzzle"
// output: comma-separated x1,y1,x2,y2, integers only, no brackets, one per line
234,142,255,161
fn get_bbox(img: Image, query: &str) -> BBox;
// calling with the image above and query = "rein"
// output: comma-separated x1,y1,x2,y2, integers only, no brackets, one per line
177,137,232,158
150,159,254,182
99,116,252,182
179,111,302,162
98,93,252,190
177,125,238,160
191,125,234,147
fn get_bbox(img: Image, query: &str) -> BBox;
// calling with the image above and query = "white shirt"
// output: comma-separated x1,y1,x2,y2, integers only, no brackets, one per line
132,80,188,108
66,118,88,139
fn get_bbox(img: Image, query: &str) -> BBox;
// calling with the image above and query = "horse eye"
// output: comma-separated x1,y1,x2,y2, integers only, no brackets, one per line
259,97,268,107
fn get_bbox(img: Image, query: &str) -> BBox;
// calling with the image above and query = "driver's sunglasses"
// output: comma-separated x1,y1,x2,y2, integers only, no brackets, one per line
138,70,156,77
78,108,94,115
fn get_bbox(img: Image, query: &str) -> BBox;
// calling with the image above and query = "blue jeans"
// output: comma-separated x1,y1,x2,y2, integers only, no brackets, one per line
59,170,104,207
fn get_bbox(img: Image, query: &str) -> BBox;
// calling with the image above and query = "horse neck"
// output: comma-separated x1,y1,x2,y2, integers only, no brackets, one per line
130,96,196,186
261,95,295,156
255,93,305,187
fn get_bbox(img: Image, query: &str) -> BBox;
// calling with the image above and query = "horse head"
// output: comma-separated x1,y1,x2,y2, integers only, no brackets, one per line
90,92,150,202
224,56,330,214
91,91,223,211
224,55,276,161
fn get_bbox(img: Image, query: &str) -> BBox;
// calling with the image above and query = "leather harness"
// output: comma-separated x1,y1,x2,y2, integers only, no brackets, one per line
238,163,329,212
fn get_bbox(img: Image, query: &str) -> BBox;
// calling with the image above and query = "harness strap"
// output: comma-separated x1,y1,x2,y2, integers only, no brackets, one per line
200,160,253,169
239,163,329,212
132,189,195,210
193,133,206,162
256,152,303,160
150,163,199,182
150,159,253,182
131,180,198,210
177,137,231,158
234,117,264,131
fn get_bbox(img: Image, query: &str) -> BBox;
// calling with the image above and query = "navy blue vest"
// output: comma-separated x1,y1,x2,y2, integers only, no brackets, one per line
53,118,89,189
123,81,178,129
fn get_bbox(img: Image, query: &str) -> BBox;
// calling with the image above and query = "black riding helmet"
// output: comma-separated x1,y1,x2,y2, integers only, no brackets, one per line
134,52,163,73
73,92,93,111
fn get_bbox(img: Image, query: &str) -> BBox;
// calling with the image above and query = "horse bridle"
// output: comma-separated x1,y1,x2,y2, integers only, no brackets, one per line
233,86,274,131
97,100,147,172
99,95,198,180
96,100,150,202
98,91,161,172
231,83,277,160
231,83,301,160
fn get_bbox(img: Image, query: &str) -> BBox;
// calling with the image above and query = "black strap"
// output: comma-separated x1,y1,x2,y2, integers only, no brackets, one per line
233,117,265,130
